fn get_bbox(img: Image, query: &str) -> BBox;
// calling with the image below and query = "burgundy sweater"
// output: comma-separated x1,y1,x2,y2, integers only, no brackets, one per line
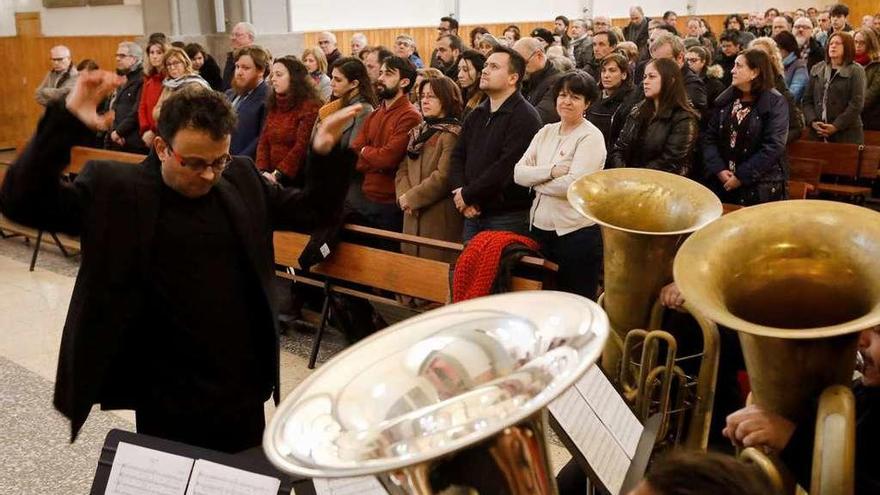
255,96,320,179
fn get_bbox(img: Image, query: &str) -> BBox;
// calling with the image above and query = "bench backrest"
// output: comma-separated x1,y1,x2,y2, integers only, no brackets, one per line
788,157,824,188
787,141,880,178
865,131,880,147
67,146,144,173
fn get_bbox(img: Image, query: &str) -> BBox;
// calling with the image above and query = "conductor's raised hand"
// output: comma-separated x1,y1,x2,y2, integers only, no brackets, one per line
312,103,364,155
65,70,124,131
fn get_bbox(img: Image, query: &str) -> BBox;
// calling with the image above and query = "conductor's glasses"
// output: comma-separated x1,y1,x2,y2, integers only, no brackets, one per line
168,144,232,173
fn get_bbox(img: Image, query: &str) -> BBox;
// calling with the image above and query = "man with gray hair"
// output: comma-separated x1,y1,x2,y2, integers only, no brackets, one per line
512,37,561,124
318,31,342,67
569,19,594,69
649,32,707,113
593,16,611,34
223,21,255,90
395,34,424,68
35,45,77,106
351,32,368,57
792,16,824,69
624,6,650,52
106,41,147,153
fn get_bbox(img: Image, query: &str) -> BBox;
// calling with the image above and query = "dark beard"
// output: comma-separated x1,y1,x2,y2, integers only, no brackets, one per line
377,84,398,100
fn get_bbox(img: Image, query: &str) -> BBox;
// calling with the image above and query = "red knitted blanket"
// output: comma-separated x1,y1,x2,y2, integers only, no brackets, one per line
453,230,540,302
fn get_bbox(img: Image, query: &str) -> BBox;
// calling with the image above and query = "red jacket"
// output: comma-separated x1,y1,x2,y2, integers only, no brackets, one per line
351,95,421,203
137,73,164,136
255,97,320,179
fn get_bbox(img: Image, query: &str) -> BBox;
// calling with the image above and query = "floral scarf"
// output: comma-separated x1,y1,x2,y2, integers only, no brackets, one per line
406,117,461,159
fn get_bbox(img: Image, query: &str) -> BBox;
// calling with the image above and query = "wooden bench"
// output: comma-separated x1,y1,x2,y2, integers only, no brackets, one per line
0,146,145,270
788,157,825,199
865,130,880,147
274,225,559,368
787,140,880,203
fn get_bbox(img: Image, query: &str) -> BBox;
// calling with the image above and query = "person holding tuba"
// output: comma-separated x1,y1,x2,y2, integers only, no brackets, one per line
722,326,880,494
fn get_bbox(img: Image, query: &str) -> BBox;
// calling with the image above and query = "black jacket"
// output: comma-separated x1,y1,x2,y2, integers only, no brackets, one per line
522,62,562,124
715,52,736,88
226,80,269,159
586,85,638,152
608,101,698,176
624,18,650,51
449,91,542,215
222,51,235,91
108,66,146,153
200,54,224,91
701,87,789,204
633,65,706,114
0,104,323,440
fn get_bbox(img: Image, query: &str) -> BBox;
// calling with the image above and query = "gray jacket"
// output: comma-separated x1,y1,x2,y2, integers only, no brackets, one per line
35,66,78,106
803,61,866,144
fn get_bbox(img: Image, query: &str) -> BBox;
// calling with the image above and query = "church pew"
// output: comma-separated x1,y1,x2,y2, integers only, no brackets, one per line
786,140,880,203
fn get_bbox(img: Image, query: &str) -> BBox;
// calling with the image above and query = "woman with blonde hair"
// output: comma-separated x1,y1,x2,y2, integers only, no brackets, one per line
302,47,332,102
137,39,166,147
152,47,210,124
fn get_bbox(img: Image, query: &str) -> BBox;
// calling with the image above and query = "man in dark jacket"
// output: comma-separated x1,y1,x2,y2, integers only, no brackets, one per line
434,34,463,79
449,46,542,241
106,41,147,153
225,45,269,159
0,72,350,452
624,6,650,52
793,17,826,69
223,22,255,91
512,37,561,124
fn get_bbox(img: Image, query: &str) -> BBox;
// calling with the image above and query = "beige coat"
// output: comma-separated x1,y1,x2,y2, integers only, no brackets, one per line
395,130,462,262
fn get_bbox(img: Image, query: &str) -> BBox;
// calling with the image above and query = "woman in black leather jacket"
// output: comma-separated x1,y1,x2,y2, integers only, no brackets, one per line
701,48,789,206
608,58,700,176
586,52,638,153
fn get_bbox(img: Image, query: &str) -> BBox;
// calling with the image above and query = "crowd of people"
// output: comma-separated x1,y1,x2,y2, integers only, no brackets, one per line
13,4,880,493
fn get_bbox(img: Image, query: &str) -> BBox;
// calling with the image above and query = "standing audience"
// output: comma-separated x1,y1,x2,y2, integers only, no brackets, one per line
184,43,223,91
804,32,866,143
456,50,486,121
35,45,78,106
395,76,464,262
256,56,322,187
394,35,424,69
318,31,342,68
350,33,368,57
854,28,880,131
686,46,725,107
106,41,146,153
435,34,463,79
138,39,166,148
513,37,562,124
515,71,606,300
774,31,810,102
226,46,271,159
587,53,637,152
151,48,210,126
624,6,650,52
301,47,332,102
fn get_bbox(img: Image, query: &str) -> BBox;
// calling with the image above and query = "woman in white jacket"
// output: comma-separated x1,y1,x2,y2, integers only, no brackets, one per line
514,70,606,300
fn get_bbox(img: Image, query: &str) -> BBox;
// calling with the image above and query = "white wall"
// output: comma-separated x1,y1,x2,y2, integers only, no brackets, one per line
0,0,144,37
288,0,451,31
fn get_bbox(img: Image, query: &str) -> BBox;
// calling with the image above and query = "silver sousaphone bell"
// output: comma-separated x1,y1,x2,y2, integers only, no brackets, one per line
263,291,609,494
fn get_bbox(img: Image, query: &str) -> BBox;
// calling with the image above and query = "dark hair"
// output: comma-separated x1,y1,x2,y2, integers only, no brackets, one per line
827,31,856,64
158,87,237,142
330,56,378,106
642,58,699,121
267,56,322,111
700,18,716,37
362,46,394,65
555,15,570,27
76,59,99,71
382,56,418,94
656,25,678,36
440,34,464,52
738,48,776,93
419,76,463,119
469,26,489,47
720,30,742,46
663,11,677,20
531,28,555,47
489,45,527,88
459,49,486,77
773,31,799,54
184,42,206,62
724,14,746,31
148,32,168,44
234,45,270,71
686,46,712,76
440,16,459,30
644,452,773,495
504,25,521,41
170,41,185,49
829,3,849,17
600,52,633,90
552,70,599,105
764,7,779,18
595,30,619,46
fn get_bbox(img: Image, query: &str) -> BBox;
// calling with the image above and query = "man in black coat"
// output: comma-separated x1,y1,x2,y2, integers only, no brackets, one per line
106,41,147,153
0,72,357,453
512,37,562,124
624,6,650,52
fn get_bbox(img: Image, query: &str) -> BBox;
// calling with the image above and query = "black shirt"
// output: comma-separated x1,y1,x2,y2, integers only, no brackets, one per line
143,184,272,413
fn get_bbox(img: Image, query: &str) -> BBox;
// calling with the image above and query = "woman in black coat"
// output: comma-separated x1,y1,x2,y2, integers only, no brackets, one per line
608,58,700,176
701,48,789,206
586,52,637,153
185,43,224,91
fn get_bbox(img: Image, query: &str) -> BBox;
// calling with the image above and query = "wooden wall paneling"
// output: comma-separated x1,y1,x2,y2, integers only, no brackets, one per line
0,35,134,149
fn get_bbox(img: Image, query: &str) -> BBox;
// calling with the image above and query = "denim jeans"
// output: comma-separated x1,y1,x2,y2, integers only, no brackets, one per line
462,210,529,242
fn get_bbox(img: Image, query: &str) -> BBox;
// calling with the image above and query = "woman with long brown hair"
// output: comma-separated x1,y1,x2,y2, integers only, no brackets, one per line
256,56,322,187
608,58,699,175
137,39,166,147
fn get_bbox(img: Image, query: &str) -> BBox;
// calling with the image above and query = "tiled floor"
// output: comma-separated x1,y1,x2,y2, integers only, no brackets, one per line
0,236,572,493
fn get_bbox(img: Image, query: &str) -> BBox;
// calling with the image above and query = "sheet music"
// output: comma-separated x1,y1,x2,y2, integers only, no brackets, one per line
312,476,387,495
575,365,643,457
104,442,194,495
185,459,281,495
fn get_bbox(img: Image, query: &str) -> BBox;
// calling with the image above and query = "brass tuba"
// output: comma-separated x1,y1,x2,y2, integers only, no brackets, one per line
263,291,609,494
674,200,880,495
567,168,723,449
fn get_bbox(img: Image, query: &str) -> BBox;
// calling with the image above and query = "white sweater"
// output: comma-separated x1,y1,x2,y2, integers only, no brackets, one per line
513,119,606,235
